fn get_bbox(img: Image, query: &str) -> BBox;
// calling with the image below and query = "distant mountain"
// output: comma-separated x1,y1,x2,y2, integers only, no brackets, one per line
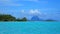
31,16,42,21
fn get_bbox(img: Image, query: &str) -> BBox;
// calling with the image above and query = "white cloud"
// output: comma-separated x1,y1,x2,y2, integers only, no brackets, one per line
29,9,41,15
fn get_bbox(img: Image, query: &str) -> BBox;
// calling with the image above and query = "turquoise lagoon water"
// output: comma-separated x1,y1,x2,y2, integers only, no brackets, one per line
0,21,60,34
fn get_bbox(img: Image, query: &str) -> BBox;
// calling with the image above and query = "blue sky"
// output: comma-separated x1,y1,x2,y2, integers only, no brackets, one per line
0,0,60,20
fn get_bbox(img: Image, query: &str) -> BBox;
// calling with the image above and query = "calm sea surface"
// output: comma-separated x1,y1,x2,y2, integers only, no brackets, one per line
0,21,60,34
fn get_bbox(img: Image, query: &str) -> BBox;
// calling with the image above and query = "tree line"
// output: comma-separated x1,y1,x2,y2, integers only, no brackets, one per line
0,14,56,21
0,14,27,21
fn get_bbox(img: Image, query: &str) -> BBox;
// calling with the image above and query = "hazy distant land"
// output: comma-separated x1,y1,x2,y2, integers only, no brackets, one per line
0,14,56,21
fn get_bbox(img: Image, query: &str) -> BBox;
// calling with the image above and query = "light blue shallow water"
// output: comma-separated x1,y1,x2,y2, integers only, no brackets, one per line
0,21,60,34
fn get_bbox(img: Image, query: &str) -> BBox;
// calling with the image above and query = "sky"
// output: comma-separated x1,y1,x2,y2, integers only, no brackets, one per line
0,0,60,20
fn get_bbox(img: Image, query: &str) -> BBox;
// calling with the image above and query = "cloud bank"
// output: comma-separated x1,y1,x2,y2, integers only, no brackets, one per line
29,9,41,15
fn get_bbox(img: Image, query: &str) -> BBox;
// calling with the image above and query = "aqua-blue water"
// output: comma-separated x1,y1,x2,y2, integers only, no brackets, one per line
0,21,60,34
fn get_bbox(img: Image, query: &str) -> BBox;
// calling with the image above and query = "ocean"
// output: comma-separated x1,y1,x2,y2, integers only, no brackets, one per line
0,21,60,34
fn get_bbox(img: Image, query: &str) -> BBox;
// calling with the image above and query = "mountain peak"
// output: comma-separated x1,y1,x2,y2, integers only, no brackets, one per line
31,15,40,21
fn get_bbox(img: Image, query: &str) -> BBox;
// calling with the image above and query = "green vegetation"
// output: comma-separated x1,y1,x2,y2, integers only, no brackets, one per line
16,17,27,21
0,14,27,21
